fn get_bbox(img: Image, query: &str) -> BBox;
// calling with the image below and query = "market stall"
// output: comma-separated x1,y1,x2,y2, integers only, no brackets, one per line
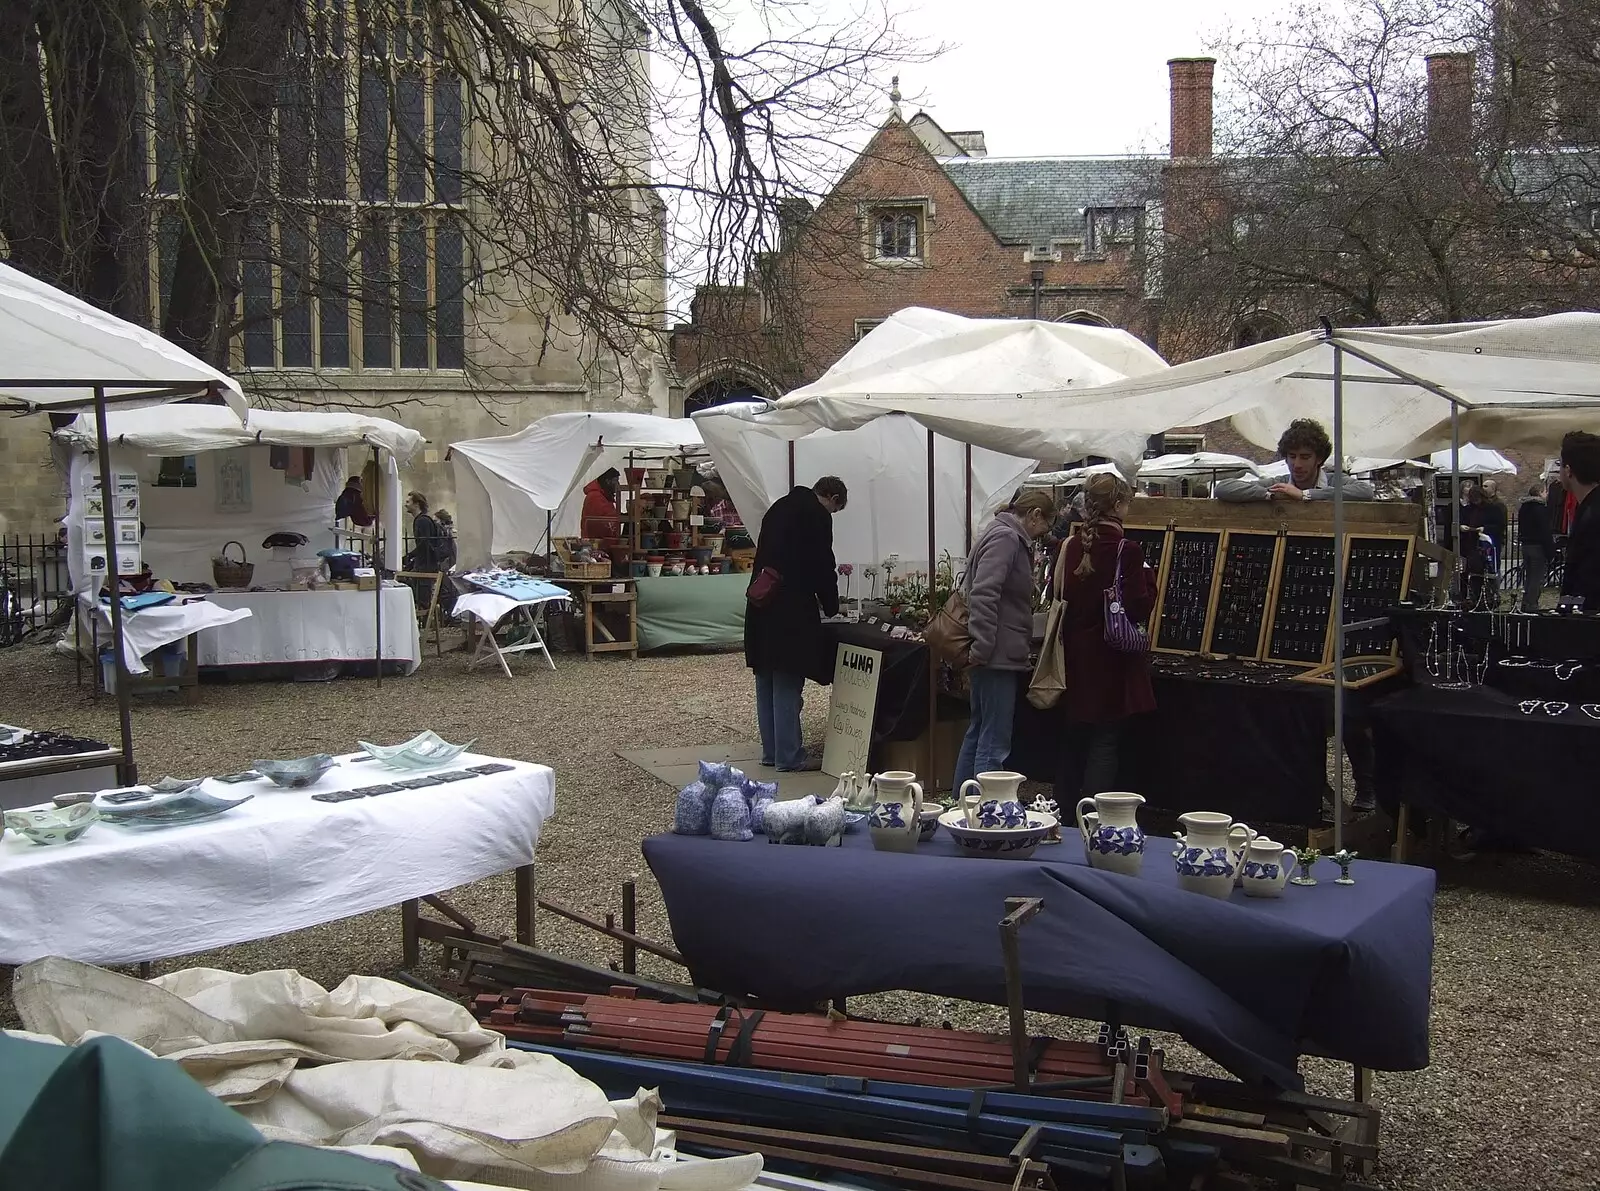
0,749,552,966
644,829,1434,1091
55,405,425,675
0,260,248,784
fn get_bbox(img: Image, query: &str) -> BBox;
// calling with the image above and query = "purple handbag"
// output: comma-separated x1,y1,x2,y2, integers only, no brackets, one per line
1103,539,1150,654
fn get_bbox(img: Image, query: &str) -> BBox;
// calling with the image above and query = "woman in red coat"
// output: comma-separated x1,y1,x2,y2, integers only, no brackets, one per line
1052,473,1156,802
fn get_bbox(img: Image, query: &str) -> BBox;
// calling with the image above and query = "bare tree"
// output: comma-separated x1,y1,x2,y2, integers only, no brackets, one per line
1156,0,1598,360
0,0,923,399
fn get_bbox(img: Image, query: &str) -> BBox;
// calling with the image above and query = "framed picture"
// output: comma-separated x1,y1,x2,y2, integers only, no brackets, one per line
86,520,108,544
85,549,108,575
215,449,252,514
115,493,140,518
115,547,141,576
115,472,140,494
116,520,141,545
84,495,106,519
82,474,103,495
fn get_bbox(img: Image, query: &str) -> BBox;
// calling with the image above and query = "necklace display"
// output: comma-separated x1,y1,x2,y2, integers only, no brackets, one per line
1583,705,1600,720
1498,657,1584,681
1519,700,1572,716
1426,618,1488,689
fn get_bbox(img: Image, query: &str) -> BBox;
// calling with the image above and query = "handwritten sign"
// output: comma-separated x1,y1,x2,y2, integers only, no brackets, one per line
822,643,883,778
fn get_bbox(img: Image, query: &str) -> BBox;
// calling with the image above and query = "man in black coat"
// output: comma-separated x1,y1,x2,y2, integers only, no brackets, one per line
1518,480,1556,611
745,476,848,771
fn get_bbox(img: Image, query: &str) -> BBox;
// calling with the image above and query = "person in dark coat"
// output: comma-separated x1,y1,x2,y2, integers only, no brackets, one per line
1518,480,1555,611
335,476,374,527
402,491,444,574
744,477,848,770
1052,473,1155,802
1559,430,1600,608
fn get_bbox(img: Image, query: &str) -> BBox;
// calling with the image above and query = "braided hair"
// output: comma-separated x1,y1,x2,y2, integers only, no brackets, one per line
1073,473,1133,576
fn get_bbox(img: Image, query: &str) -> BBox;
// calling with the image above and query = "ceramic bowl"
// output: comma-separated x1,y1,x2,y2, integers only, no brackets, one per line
253,754,337,788
917,804,945,841
51,790,97,807
938,809,1056,860
357,731,475,771
5,802,99,845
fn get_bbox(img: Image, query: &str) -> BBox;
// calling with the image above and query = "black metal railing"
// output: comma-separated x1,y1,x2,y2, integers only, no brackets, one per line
0,534,73,646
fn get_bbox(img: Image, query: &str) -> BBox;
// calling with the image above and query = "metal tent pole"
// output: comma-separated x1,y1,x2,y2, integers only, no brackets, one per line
964,443,973,555
374,445,383,688
1451,409,1462,599
927,428,939,790
93,388,137,784
1331,348,1346,853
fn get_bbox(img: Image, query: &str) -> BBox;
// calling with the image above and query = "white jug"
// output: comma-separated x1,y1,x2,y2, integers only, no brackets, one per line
1239,836,1296,898
869,771,923,853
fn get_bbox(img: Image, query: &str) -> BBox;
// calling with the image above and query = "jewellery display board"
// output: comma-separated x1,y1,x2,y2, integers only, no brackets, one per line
1203,530,1283,659
1264,534,1338,666
1340,535,1415,659
1154,529,1222,655
1123,525,1171,632
1293,655,1404,689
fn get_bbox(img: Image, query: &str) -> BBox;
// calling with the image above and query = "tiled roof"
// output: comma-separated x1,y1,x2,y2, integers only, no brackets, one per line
940,156,1162,245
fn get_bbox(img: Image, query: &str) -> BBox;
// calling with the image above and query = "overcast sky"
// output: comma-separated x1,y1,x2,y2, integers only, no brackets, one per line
869,0,1294,157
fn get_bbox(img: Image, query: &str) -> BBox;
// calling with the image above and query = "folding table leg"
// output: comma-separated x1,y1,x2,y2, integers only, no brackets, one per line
402,898,420,968
515,864,536,945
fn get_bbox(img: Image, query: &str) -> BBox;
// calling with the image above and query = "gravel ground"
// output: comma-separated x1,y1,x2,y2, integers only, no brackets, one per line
1,632,1596,1189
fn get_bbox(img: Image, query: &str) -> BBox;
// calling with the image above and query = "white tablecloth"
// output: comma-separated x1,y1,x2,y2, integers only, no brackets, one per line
197,587,422,672
90,599,256,674
0,751,555,965
453,590,569,627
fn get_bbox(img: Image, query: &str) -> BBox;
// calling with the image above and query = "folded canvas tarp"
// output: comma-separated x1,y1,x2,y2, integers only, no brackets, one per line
764,310,1600,465
0,261,247,416
450,411,704,566
59,405,424,462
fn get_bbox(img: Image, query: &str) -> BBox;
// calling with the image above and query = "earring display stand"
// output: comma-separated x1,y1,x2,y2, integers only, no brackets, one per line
1124,525,1172,636
1203,530,1284,659
1154,529,1223,655
1341,535,1415,660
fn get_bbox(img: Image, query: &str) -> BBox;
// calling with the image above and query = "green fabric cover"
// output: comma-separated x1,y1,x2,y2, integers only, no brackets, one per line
635,573,747,650
0,1034,448,1191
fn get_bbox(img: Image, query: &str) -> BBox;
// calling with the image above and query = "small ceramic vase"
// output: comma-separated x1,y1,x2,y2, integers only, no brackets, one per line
1331,849,1357,885
1074,791,1146,877
1239,835,1296,898
1291,848,1321,886
1172,811,1253,898
869,770,923,853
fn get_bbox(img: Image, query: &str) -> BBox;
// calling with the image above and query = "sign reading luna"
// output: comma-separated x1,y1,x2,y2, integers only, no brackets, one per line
822,643,883,778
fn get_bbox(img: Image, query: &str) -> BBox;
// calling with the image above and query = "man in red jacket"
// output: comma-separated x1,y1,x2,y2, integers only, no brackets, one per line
581,469,622,539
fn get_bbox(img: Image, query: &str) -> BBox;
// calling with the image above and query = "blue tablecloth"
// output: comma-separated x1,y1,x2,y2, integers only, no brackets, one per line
643,829,1435,1089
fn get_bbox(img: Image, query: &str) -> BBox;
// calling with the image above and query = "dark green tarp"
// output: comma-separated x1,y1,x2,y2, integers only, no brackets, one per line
0,1033,448,1191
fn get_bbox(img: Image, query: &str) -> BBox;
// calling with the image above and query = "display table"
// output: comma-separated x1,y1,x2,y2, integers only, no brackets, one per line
88,598,255,675
635,573,747,650
0,751,554,966
196,587,421,673
644,830,1434,1090
1370,685,1600,860
454,589,567,678
554,578,638,657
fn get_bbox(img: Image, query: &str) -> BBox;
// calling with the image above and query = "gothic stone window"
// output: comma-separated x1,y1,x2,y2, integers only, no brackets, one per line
871,206,923,261
147,0,468,373
1082,207,1141,258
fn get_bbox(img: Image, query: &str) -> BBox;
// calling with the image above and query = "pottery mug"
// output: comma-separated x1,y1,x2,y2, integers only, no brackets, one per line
958,771,1026,827
1239,835,1297,898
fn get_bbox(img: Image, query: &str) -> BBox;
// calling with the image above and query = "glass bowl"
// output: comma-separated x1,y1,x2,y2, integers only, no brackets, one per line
253,754,337,789
4,802,99,845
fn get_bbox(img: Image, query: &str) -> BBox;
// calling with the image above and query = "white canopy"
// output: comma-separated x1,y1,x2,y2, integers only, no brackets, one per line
57,405,423,589
1138,452,1260,480
694,403,1038,568
1426,443,1517,476
0,261,247,417
1261,456,1434,480
767,310,1600,466
1022,464,1124,487
450,411,704,565
754,308,1171,470
59,404,424,463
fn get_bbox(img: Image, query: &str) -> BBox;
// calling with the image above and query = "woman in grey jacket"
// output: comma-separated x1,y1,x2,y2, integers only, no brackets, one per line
953,490,1055,790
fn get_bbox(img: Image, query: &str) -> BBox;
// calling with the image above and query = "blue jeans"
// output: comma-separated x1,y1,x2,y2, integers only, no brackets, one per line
755,670,807,770
954,666,1019,790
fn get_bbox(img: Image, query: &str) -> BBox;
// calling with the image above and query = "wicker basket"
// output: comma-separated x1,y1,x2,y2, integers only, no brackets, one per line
212,540,254,588
554,539,612,580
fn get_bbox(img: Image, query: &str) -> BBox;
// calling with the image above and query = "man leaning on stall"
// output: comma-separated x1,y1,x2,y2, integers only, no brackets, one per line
1214,418,1378,819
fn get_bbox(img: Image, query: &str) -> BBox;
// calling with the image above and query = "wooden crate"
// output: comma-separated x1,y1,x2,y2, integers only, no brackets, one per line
554,539,614,580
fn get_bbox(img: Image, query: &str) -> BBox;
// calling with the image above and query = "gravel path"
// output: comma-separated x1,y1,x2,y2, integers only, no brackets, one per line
1,634,1594,1189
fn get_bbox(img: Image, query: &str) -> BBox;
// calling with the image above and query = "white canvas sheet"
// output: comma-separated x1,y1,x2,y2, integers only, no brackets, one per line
451,412,704,566
0,261,247,415
693,409,1037,569
88,598,255,673
0,752,554,965
1425,444,1517,475
764,309,1600,466
59,404,424,462
196,588,421,671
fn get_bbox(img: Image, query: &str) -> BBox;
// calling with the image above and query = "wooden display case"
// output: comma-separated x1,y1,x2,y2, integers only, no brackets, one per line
1293,655,1404,688
1203,529,1285,660
1153,529,1223,656
1340,534,1416,661
1262,533,1339,668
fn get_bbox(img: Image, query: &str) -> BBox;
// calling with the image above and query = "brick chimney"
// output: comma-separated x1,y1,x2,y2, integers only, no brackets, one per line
1168,57,1215,159
1425,52,1474,150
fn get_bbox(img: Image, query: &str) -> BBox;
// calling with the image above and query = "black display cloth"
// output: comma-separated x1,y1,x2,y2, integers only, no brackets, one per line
1391,606,1600,701
1369,685,1600,860
643,829,1436,1090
